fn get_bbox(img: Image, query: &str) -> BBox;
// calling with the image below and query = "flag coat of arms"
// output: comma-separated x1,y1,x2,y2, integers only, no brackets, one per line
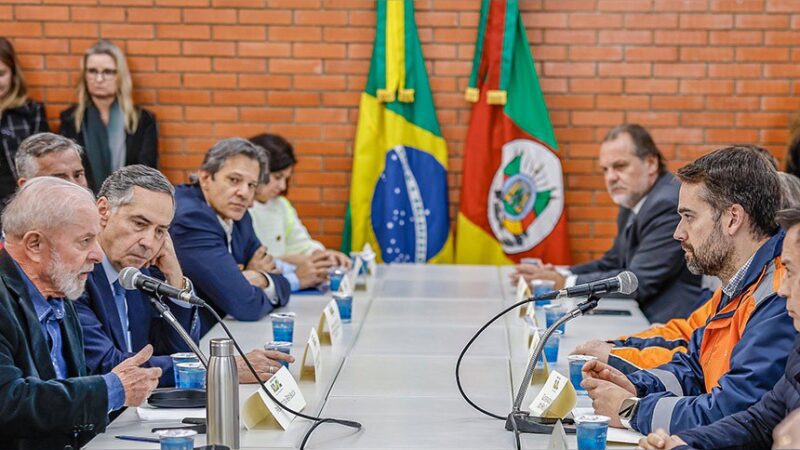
343,0,453,264
455,0,571,265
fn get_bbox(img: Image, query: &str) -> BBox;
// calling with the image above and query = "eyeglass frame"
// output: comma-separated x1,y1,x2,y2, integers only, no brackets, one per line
85,68,118,81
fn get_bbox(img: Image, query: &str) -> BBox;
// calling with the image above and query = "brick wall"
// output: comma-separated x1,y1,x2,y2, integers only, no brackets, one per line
2,0,798,263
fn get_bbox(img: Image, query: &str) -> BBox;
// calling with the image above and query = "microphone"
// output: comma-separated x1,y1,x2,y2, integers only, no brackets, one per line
119,267,206,306
558,271,638,298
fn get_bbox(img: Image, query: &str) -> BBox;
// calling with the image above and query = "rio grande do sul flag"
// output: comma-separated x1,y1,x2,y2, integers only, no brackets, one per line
455,0,570,265
343,0,453,264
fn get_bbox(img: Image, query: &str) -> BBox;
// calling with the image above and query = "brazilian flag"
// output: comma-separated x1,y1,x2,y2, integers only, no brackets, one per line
342,0,453,264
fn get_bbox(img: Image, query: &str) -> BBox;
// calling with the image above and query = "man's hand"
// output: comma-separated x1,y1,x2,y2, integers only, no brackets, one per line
571,340,614,364
111,345,162,407
637,429,687,450
146,235,183,288
509,264,566,289
323,250,352,269
582,359,636,393
243,270,269,289
582,359,637,428
773,408,800,449
583,378,633,428
296,252,334,289
235,349,295,384
246,246,277,273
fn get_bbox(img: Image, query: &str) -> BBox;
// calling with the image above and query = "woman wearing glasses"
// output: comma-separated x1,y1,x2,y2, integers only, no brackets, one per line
0,37,49,206
59,40,158,191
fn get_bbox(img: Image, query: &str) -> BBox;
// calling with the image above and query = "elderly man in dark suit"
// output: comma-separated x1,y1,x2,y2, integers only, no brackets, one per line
0,177,160,449
513,124,702,323
170,138,292,336
77,165,293,385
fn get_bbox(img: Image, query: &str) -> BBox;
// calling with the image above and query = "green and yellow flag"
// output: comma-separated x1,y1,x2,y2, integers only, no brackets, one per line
343,0,453,264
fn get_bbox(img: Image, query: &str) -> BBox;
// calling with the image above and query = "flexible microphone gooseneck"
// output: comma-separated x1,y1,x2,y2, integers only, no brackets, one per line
120,267,362,450
455,271,638,429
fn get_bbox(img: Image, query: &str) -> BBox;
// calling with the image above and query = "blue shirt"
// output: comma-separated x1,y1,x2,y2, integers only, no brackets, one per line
275,259,301,292
15,261,125,411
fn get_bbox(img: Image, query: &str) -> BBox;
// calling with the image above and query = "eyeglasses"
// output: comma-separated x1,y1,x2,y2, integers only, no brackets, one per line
86,68,117,80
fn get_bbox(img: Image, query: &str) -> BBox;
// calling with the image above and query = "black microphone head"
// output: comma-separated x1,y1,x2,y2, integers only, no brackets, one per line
617,271,638,295
119,267,141,290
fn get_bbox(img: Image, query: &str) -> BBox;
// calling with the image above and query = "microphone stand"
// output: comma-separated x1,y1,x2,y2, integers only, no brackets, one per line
148,293,208,367
505,294,600,442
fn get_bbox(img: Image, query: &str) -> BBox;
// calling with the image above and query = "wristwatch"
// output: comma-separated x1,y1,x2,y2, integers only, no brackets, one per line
619,396,640,430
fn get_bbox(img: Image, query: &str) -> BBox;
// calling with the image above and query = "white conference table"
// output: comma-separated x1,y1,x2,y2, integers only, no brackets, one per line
86,264,649,450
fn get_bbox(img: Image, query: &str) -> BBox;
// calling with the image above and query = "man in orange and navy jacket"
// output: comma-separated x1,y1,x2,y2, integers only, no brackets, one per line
581,145,798,436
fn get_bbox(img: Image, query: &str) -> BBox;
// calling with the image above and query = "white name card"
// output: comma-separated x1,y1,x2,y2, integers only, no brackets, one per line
300,327,322,381
516,277,532,317
242,367,307,430
317,299,343,346
528,370,577,419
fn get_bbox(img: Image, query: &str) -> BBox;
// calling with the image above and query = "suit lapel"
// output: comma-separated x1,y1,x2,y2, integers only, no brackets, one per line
0,250,57,380
60,301,86,377
125,288,150,351
90,264,129,351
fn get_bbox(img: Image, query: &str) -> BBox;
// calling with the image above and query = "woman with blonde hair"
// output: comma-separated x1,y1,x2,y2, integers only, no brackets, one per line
59,39,157,191
0,37,49,205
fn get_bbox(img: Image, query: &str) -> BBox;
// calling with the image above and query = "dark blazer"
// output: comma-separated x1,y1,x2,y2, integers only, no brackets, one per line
75,262,199,387
170,183,291,336
0,100,49,205
0,250,108,450
58,104,158,192
571,172,702,323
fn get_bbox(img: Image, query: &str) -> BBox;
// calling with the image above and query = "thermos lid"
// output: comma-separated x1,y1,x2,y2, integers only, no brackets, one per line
209,338,235,357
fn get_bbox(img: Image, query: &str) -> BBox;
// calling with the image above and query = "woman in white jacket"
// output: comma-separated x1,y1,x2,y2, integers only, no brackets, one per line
249,134,351,291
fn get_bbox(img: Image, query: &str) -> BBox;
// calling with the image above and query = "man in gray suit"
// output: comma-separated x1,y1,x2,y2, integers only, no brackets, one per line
513,124,702,323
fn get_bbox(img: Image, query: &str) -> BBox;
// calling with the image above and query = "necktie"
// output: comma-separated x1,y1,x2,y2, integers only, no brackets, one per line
112,280,132,352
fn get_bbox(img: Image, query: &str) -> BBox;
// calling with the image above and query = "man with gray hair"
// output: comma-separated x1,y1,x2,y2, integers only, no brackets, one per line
170,137,292,336
0,177,160,449
14,131,88,188
77,165,292,386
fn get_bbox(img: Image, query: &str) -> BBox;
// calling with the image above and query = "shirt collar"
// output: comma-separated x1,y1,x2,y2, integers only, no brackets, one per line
101,254,119,286
722,252,756,299
12,259,65,323
631,195,648,215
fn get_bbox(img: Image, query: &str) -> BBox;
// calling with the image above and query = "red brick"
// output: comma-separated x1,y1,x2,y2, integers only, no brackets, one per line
735,112,788,128
653,63,705,78
651,95,705,111
598,0,654,11
157,57,211,72
128,8,181,23
654,30,707,45
708,63,761,78
212,57,265,73
709,30,763,45
598,30,652,45
625,46,678,62
182,41,235,56
681,79,735,95
237,9,292,25
157,24,210,40
598,62,651,77
293,43,346,59
212,25,265,41
766,0,800,12
625,79,679,94
706,96,760,111
681,113,735,127
293,75,347,90
16,6,69,21
238,42,291,57
765,31,800,46
624,13,678,29
569,46,623,61
44,22,97,38
100,24,154,39
269,26,322,42
212,90,265,105
184,8,237,24
268,91,321,107
736,47,789,62
185,106,237,122
737,80,790,95
596,95,650,110
680,14,733,29
569,13,622,29
159,89,211,105
711,0,766,11
680,47,734,62
544,30,596,45
762,97,800,111
738,14,789,28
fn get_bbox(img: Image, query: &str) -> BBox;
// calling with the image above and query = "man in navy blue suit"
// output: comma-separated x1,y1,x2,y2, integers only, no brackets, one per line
171,138,292,336
77,165,292,387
